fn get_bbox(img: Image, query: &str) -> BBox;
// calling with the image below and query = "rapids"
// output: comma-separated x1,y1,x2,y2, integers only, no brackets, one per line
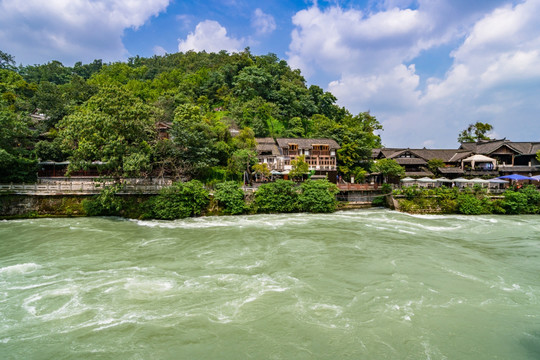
1,210,539,359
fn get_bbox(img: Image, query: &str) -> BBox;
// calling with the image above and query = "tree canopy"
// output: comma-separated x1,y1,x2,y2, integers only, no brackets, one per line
458,122,493,143
0,48,384,183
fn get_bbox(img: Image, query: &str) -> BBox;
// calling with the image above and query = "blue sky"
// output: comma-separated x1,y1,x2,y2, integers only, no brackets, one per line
1,0,539,148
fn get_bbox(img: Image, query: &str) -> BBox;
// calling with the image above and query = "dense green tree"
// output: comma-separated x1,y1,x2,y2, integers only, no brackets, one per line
255,180,298,213
228,149,258,183
214,181,247,214
170,104,218,176
289,154,309,180
57,85,156,176
371,158,405,183
458,122,493,143
298,179,339,213
427,158,445,175
0,50,16,70
150,180,209,219
19,60,72,85
252,163,271,180
0,107,37,182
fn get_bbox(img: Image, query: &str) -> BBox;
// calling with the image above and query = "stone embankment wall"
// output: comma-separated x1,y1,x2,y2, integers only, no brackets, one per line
0,195,89,218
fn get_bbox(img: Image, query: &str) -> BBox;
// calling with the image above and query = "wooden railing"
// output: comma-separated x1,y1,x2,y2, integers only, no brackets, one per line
0,182,166,195
337,183,379,191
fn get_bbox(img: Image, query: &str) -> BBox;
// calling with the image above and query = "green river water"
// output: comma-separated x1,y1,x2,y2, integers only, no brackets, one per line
1,210,539,359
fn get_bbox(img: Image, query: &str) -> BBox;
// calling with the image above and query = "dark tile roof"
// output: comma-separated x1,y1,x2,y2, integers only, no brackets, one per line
373,148,465,162
460,139,540,155
405,171,434,177
275,138,340,149
438,167,464,174
255,138,280,156
394,158,427,165
498,165,540,173
449,151,472,162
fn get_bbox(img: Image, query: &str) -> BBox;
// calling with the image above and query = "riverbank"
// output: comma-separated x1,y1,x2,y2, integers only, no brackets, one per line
0,179,374,219
391,185,540,215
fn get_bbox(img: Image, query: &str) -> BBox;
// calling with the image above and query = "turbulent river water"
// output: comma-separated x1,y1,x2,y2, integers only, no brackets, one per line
1,210,540,359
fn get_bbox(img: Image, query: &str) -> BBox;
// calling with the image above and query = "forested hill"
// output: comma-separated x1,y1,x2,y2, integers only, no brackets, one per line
0,49,382,182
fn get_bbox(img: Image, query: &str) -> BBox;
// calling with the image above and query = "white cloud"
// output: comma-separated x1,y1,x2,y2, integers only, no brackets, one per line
288,1,540,147
153,46,167,56
178,20,244,53
251,8,276,35
0,0,170,65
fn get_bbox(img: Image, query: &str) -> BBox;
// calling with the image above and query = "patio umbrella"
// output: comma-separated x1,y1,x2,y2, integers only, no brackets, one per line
497,174,536,181
452,177,470,183
469,178,489,183
488,178,509,184
417,177,437,183
400,177,415,182
435,177,453,183
531,175,540,181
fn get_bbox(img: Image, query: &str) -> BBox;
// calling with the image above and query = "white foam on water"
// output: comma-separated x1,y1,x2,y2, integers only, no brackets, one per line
22,286,82,320
0,263,41,275
123,277,176,297
133,213,317,230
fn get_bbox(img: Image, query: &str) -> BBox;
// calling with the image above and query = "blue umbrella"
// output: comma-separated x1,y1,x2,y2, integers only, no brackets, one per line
497,174,536,181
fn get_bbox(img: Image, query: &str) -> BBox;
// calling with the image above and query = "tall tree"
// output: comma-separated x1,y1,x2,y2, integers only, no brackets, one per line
170,104,218,176
0,50,15,70
458,122,493,143
371,158,405,183
57,85,156,177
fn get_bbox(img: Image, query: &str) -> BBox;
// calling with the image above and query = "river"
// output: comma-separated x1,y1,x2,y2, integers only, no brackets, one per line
1,210,539,359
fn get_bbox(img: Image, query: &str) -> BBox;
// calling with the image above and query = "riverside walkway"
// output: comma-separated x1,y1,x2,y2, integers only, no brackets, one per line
0,179,169,195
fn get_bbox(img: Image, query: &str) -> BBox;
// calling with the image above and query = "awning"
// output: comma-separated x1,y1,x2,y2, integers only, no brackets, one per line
417,177,437,183
469,178,489,183
488,178,509,184
400,177,415,182
461,154,497,170
434,177,453,183
497,174,536,181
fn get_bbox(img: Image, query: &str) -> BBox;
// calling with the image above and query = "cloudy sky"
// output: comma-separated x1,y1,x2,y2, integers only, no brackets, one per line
1,0,539,148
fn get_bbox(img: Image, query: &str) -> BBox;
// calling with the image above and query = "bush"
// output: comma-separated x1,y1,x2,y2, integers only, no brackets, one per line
255,180,298,213
214,181,247,215
372,196,386,207
298,179,339,213
83,183,125,216
150,180,209,219
520,185,540,214
503,190,529,214
457,194,487,215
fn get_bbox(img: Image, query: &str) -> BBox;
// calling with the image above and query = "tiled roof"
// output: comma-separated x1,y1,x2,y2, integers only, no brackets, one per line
460,139,540,155
394,158,427,165
275,138,340,149
255,138,280,156
373,148,466,163
499,165,540,173
438,167,464,174
405,171,434,177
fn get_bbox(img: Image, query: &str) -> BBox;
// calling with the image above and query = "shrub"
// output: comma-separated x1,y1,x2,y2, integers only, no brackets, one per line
372,196,386,207
503,190,529,214
83,183,125,216
255,180,298,213
520,185,540,214
150,180,209,219
298,179,339,213
214,181,247,215
457,194,487,215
